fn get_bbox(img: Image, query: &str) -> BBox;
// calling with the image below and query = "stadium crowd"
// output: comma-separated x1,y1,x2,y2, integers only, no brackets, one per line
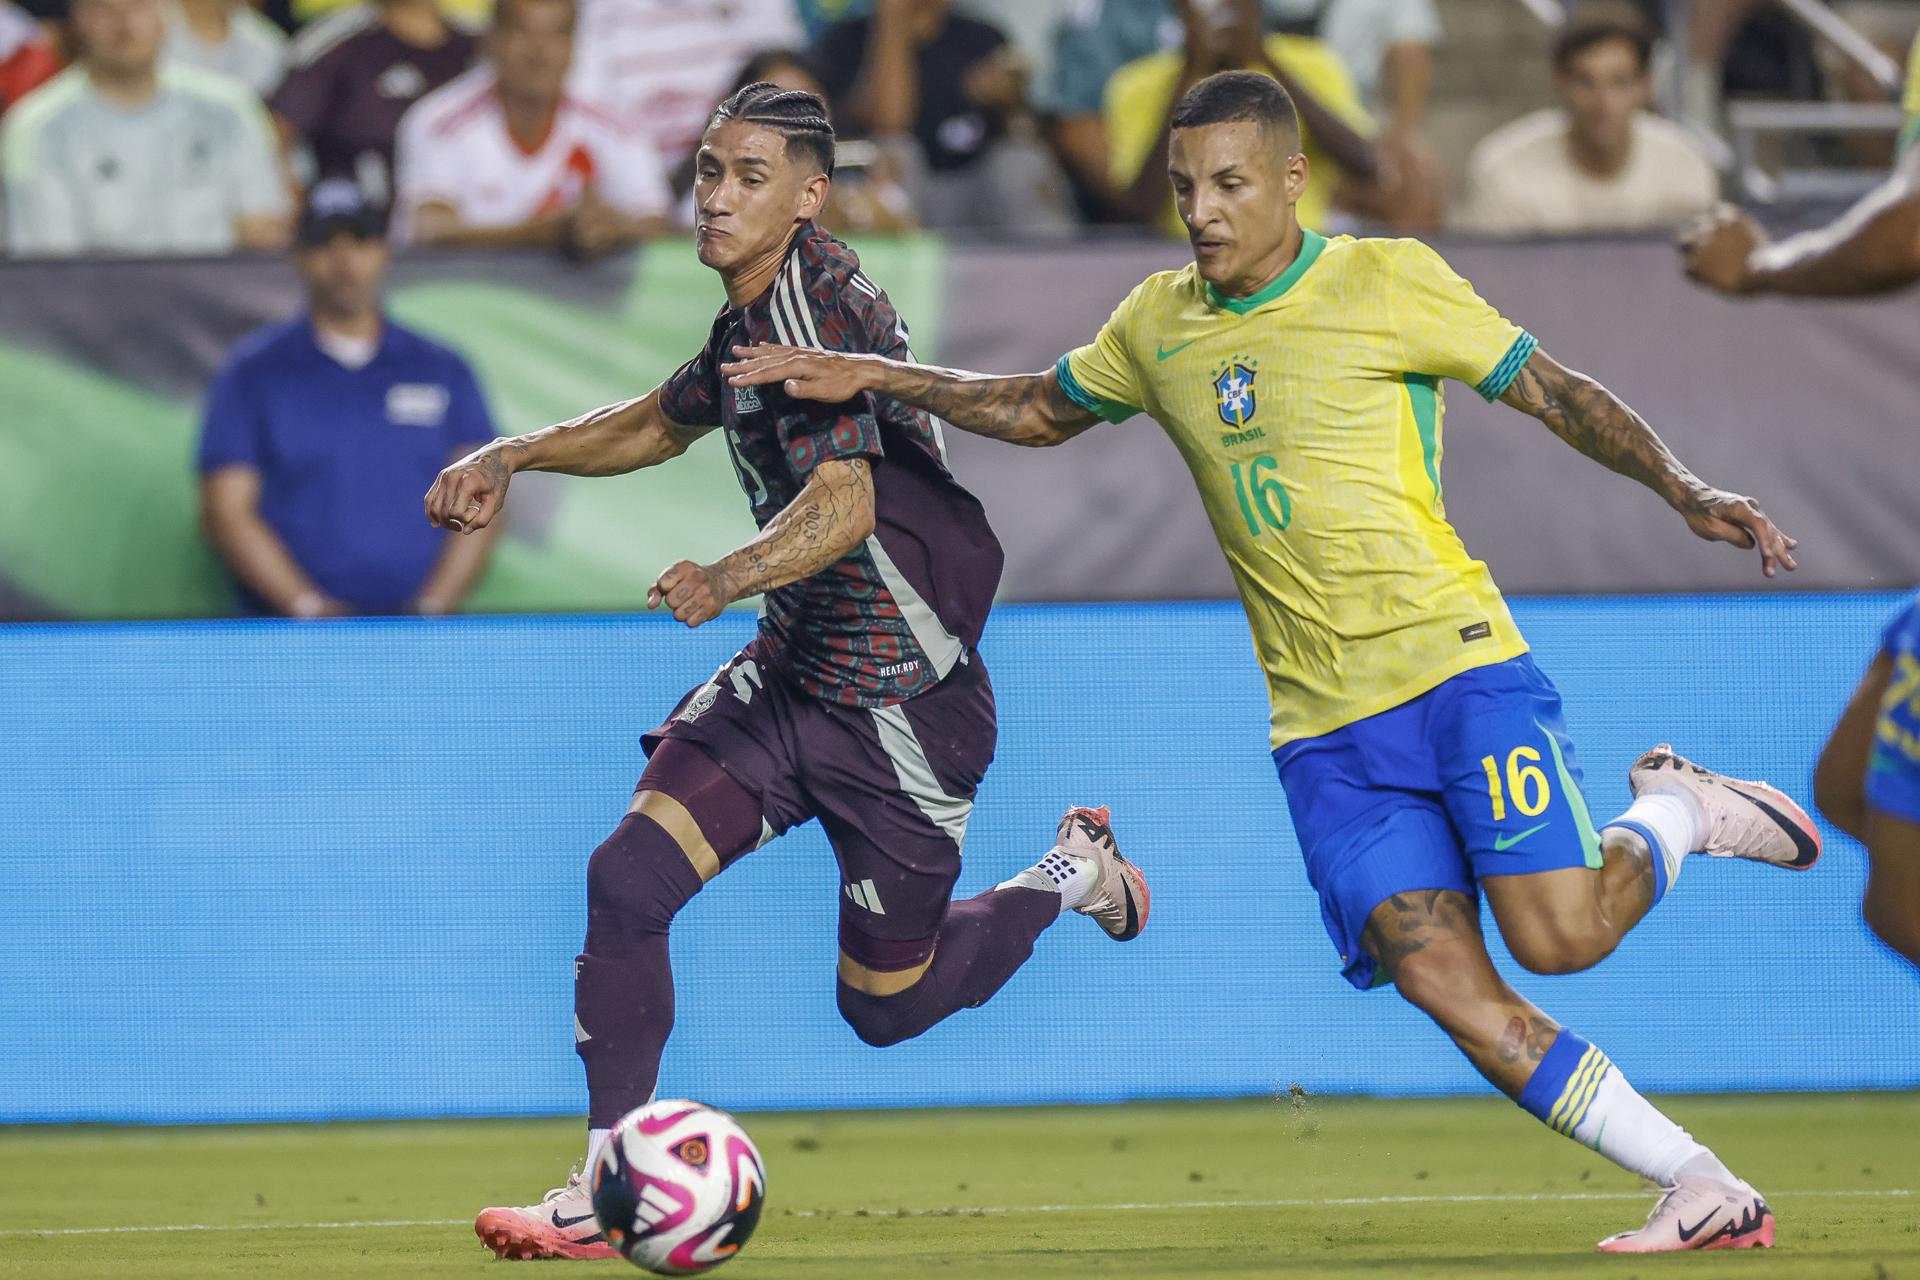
4,0,1915,260
2,0,1916,618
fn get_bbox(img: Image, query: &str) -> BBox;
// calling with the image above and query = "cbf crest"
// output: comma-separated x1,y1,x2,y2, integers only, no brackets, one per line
1212,357,1260,428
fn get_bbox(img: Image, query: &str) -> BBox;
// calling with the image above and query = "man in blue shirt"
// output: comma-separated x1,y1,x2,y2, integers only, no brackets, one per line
198,179,500,616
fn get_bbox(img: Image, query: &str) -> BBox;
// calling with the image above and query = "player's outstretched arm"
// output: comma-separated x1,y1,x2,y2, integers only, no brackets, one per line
1681,147,1920,296
1499,348,1799,578
721,345,1102,447
647,458,876,627
424,389,711,533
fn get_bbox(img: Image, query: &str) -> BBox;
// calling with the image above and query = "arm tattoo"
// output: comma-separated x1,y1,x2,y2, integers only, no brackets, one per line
880,364,1102,447
1500,354,1698,508
711,458,874,602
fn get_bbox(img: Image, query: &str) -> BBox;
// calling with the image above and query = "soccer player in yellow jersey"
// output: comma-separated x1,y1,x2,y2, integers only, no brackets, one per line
727,72,1822,1254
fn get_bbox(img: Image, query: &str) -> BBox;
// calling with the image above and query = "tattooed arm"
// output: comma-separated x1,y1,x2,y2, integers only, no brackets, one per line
1499,349,1799,578
719,345,1103,447
1681,148,1920,297
426,388,712,533
648,458,876,627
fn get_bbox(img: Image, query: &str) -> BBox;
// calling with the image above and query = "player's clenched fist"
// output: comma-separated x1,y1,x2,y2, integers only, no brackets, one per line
649,559,730,627
426,447,511,533
1680,205,1767,296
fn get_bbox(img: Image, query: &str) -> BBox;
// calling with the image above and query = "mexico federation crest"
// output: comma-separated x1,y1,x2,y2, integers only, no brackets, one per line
1214,363,1257,427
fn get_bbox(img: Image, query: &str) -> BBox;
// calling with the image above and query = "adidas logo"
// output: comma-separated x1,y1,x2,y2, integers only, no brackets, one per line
844,878,886,914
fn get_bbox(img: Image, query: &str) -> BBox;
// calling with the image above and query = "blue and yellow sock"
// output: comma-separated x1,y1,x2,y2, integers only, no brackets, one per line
1516,1030,1613,1137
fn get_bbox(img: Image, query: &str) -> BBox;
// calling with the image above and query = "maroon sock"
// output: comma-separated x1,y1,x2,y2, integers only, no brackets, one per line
575,743,761,1128
836,885,1059,1047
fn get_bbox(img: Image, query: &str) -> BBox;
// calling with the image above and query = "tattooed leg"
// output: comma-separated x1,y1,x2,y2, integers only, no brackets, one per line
1365,888,1746,1198
1360,889,1562,1097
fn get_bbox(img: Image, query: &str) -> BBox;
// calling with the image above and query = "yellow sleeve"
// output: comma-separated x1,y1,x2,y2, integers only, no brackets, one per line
1387,239,1536,402
1056,282,1148,424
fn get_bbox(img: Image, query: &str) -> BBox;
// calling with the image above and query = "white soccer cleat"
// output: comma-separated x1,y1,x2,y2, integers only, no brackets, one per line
1629,745,1821,870
1053,805,1150,941
1596,1176,1776,1253
474,1163,619,1261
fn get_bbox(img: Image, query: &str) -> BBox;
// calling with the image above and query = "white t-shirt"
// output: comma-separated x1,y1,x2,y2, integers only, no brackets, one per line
162,1,289,97
566,0,803,161
1457,108,1719,236
393,65,670,242
0,64,288,257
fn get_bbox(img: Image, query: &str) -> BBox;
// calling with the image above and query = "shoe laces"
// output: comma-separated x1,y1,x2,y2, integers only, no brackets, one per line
541,1160,589,1204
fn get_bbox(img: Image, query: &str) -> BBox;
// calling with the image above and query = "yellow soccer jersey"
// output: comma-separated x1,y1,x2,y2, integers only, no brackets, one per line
1058,230,1536,748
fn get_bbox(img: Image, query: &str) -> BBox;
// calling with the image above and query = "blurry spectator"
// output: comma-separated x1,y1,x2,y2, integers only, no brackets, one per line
1,0,288,255
1817,3,1920,170
1287,0,1444,228
704,48,918,235
271,0,475,206
1458,10,1716,236
393,0,666,256
1046,0,1425,224
1104,0,1375,235
283,0,487,36
0,0,59,113
567,0,802,168
163,0,284,95
814,0,1075,233
198,180,500,618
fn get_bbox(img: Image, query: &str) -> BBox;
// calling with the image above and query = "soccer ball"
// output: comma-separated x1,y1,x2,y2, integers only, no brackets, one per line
590,1099,768,1274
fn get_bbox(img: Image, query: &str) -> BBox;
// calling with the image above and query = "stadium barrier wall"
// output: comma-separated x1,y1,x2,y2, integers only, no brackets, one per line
2,593,1914,1125
3,236,1918,621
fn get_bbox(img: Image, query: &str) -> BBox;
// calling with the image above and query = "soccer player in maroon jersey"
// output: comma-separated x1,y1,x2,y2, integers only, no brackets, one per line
424,82,1150,1262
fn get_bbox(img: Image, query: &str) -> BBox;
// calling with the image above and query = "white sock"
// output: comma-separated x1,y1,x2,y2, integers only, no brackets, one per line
1567,1065,1735,1187
996,847,1091,913
586,1126,611,1172
1605,793,1703,893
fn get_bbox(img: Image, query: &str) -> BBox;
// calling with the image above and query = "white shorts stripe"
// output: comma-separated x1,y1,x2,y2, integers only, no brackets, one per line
871,703,971,849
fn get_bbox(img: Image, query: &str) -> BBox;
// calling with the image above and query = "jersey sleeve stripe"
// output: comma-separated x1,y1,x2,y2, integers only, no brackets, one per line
1054,354,1142,424
1472,331,1537,403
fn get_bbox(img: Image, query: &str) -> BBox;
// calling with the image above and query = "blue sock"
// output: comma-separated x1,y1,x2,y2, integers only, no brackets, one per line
1606,820,1670,903
1517,1030,1611,1135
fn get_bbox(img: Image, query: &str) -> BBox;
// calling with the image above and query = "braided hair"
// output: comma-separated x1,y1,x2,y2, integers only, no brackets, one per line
709,81,836,178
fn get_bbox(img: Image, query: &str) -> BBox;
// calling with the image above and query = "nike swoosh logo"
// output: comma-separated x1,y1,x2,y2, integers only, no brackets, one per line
1675,1210,1719,1243
1155,340,1196,361
551,1210,598,1230
1492,821,1551,852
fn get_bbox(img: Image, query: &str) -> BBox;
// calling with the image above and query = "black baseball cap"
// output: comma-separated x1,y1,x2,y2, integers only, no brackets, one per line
297,179,389,246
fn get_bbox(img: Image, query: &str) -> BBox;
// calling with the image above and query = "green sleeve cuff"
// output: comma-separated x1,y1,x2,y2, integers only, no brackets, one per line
1474,331,1537,403
1054,354,1141,424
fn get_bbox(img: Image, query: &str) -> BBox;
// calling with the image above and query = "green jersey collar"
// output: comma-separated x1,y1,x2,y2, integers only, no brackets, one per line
1204,229,1326,314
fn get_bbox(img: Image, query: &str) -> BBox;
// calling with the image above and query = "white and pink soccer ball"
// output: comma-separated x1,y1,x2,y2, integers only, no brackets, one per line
590,1099,768,1275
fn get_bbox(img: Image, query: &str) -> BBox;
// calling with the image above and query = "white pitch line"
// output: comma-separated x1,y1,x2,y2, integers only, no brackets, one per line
0,1189,1909,1237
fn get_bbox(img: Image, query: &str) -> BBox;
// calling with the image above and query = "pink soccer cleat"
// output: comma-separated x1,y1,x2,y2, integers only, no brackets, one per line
474,1164,620,1261
1629,745,1822,869
1596,1177,1776,1253
1055,805,1150,941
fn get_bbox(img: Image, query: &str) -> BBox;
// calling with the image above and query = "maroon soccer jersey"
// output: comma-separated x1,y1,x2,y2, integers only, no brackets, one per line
272,13,476,203
659,222,1004,707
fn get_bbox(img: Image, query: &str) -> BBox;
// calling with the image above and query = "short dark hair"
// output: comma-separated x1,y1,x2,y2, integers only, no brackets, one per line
1552,8,1653,75
1171,71,1300,143
709,81,836,178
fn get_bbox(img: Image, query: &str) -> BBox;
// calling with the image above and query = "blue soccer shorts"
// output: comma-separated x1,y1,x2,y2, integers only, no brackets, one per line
1274,654,1603,991
1867,599,1920,823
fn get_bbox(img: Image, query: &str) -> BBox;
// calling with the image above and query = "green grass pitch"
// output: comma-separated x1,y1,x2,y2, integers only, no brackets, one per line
2,1094,1915,1278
